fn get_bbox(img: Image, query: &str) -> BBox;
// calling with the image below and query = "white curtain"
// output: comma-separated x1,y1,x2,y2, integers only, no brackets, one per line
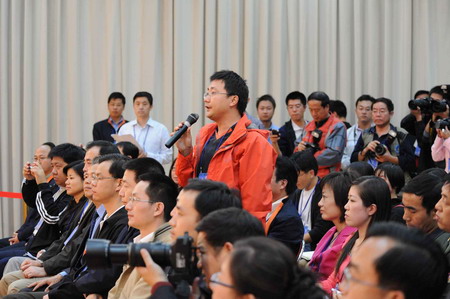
1,0,449,236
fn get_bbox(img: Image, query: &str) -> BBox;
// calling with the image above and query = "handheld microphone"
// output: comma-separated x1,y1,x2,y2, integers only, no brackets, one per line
165,113,199,148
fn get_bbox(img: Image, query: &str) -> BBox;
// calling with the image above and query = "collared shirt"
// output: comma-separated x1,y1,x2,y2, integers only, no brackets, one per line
291,120,307,141
133,232,155,244
118,118,172,165
91,204,106,238
108,116,125,132
266,197,285,221
341,124,365,169
99,205,124,232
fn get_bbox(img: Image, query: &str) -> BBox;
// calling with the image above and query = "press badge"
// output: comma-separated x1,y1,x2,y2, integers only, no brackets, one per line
198,172,208,180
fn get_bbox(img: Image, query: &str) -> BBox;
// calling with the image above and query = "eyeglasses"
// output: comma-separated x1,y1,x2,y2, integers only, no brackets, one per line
128,196,157,204
339,268,389,292
203,92,230,99
210,272,235,289
91,175,115,182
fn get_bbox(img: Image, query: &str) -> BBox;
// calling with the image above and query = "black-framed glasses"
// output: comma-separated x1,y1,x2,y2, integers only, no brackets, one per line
210,272,235,289
203,92,229,99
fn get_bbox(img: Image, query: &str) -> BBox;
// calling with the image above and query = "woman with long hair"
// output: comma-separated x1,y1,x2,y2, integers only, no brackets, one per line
321,176,391,295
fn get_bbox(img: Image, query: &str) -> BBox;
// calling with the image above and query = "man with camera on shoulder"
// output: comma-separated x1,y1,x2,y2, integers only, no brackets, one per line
351,98,416,175
296,91,347,178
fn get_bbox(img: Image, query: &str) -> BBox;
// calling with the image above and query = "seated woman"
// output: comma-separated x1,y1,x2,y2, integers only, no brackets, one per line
375,162,405,223
321,176,391,295
309,171,357,281
211,237,326,299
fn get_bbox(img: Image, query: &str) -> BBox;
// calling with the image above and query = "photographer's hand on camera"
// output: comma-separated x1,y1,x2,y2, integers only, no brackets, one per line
411,107,423,122
23,162,34,180
359,140,379,160
437,128,450,139
296,141,307,152
375,147,397,164
30,161,47,184
137,248,169,287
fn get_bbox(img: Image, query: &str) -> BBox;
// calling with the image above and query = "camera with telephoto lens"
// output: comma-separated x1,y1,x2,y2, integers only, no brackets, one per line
408,97,448,114
85,233,199,290
372,130,397,156
434,118,450,130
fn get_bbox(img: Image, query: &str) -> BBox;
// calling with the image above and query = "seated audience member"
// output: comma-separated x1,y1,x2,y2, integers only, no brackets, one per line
321,176,391,294
7,154,130,299
436,173,450,237
341,95,374,169
266,156,304,255
296,91,347,178
0,143,85,276
210,237,326,299
256,94,279,130
117,141,139,159
0,142,55,249
402,172,450,258
309,172,357,281
351,97,416,175
135,179,242,298
346,161,375,177
330,99,351,129
106,173,178,299
83,140,120,174
168,158,179,187
432,125,450,173
118,91,172,164
276,91,308,157
375,162,405,223
0,162,93,295
92,92,128,143
339,222,448,299
290,151,333,250
141,208,265,298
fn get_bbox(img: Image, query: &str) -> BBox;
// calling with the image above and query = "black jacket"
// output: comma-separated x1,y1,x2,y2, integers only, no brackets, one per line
278,120,297,157
92,118,128,143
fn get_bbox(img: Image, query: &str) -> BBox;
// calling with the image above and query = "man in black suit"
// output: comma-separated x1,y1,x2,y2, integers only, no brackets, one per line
92,92,128,142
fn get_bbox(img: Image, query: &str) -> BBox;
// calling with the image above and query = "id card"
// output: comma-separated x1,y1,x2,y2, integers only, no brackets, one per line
198,172,208,180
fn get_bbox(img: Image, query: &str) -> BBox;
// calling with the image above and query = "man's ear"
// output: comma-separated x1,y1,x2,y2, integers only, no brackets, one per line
385,290,405,299
229,95,239,108
153,202,164,217
115,179,122,192
223,242,234,254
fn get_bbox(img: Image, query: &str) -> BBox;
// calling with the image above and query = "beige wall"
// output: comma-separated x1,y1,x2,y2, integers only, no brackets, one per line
1,0,449,236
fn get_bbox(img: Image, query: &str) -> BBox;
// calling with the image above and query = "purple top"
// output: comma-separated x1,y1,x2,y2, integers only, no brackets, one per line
308,225,357,281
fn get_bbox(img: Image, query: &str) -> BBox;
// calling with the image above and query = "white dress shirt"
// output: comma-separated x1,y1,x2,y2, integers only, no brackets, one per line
119,118,172,165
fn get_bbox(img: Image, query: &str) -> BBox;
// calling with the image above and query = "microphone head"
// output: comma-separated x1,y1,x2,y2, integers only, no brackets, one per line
186,113,199,125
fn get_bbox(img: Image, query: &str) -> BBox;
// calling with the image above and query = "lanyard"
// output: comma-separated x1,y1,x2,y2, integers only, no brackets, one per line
299,189,314,216
133,124,150,148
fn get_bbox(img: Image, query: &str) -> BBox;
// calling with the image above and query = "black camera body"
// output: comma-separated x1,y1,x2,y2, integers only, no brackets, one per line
85,233,198,286
434,118,450,130
371,130,397,156
304,129,322,153
408,97,448,114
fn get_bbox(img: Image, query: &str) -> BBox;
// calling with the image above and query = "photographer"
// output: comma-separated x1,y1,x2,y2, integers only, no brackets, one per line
296,91,347,178
351,98,416,175
138,208,265,299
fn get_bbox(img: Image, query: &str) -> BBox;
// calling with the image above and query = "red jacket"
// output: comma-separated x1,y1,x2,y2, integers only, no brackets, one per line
176,114,277,223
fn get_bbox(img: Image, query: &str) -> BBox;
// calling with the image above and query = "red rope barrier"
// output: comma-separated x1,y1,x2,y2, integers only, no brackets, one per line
0,192,23,199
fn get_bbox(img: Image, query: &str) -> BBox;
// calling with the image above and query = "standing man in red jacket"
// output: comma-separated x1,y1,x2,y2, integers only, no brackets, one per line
174,70,277,223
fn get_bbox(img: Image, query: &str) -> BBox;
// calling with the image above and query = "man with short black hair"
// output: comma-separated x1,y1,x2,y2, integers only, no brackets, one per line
83,140,120,174
402,172,450,256
290,151,333,250
329,100,351,129
297,91,347,178
341,222,448,299
174,70,276,223
256,94,278,130
118,91,172,165
341,95,374,169
93,92,128,142
276,91,308,157
266,156,303,254
351,97,416,174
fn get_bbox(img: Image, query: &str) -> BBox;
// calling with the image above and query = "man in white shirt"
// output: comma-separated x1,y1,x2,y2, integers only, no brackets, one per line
341,95,374,169
118,92,172,165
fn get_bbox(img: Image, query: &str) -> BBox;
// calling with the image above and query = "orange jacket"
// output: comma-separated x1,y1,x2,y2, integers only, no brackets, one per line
176,114,277,223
